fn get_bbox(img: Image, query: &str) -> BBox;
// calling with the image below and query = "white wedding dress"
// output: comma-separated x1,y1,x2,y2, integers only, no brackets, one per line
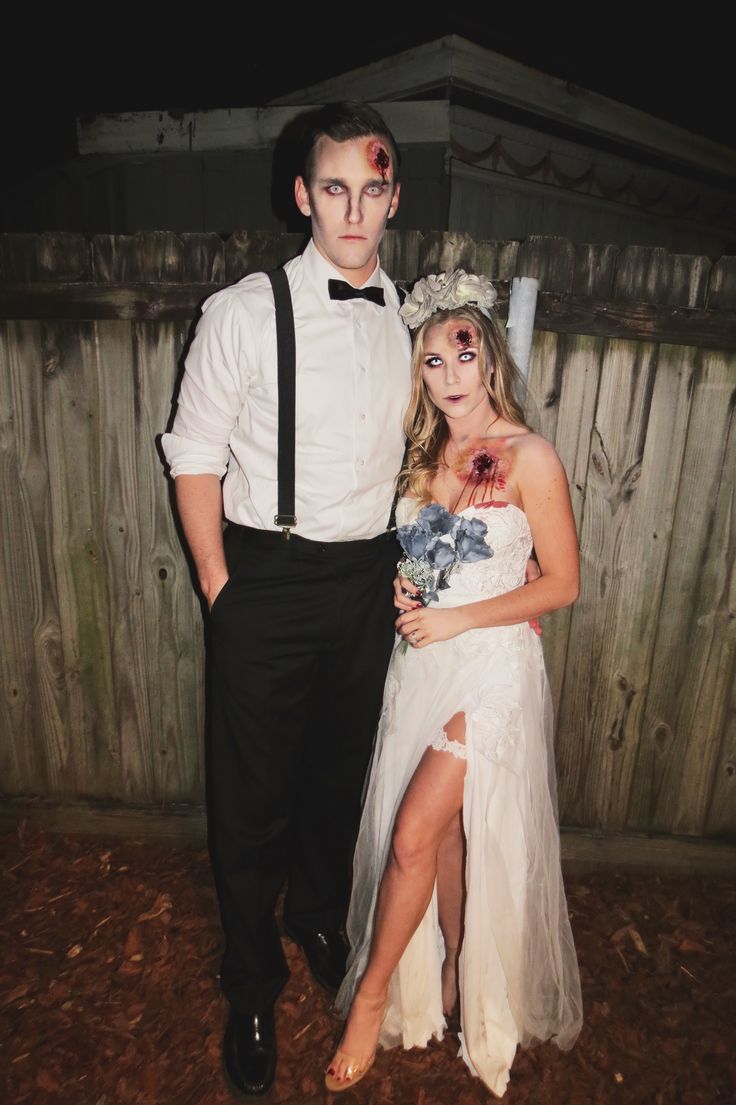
336,498,583,1098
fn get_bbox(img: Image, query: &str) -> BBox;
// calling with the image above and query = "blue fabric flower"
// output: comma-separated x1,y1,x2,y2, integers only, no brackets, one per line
396,523,430,559
396,503,494,617
417,503,456,536
425,536,456,570
455,517,493,563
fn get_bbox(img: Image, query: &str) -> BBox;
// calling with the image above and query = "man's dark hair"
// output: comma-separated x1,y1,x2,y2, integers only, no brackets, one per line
300,102,401,187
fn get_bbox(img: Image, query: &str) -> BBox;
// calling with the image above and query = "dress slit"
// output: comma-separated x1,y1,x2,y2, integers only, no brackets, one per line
337,499,582,1097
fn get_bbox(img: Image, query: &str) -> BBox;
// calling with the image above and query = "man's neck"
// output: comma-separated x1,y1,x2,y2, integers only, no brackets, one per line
310,239,379,288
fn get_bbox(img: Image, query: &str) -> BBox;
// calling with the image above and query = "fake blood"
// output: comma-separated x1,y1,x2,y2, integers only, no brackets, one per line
470,451,507,490
369,141,391,182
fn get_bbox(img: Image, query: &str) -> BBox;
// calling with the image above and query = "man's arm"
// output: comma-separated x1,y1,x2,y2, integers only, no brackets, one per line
175,474,229,610
162,291,254,607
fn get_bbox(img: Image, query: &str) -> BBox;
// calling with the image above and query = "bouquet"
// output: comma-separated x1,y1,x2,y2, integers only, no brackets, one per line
396,504,493,649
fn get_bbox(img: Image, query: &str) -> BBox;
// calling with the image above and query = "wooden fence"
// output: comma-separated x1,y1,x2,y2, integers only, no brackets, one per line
1,230,734,844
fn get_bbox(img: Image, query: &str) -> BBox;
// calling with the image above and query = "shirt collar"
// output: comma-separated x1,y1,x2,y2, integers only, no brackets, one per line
302,239,383,307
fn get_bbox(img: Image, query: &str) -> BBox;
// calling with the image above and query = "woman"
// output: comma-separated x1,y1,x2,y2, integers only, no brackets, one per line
325,271,583,1097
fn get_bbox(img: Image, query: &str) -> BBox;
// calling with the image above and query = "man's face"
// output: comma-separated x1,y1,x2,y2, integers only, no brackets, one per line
294,134,400,286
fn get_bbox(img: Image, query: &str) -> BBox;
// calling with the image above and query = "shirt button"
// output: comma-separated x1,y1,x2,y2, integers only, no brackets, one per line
358,459,365,467
360,413,366,421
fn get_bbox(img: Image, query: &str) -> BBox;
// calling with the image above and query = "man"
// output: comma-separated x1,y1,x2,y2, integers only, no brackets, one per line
162,103,410,1097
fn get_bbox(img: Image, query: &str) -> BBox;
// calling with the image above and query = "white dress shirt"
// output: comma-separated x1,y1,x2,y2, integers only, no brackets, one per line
162,240,411,541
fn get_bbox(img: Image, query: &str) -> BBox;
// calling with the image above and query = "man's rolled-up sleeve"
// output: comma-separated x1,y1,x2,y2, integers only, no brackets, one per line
162,291,250,478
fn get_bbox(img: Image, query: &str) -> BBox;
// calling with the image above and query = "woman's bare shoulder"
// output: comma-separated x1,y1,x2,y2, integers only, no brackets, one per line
508,431,563,468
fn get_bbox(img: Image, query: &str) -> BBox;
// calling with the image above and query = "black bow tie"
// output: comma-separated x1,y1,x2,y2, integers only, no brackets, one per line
328,279,385,307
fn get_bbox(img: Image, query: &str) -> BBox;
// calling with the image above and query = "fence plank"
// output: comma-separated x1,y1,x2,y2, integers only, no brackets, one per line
92,236,140,283
92,232,185,282
417,230,477,274
664,254,712,308
706,677,736,835
224,231,303,282
556,340,694,828
134,321,206,802
613,247,712,308
42,319,122,797
626,350,736,835
379,229,424,283
179,233,227,284
516,236,575,293
545,336,604,794
573,244,619,297
6,322,83,796
475,240,520,283
0,233,91,282
613,246,671,302
526,329,568,707
93,321,159,802
528,333,603,722
1,322,57,794
131,231,184,281
706,256,736,309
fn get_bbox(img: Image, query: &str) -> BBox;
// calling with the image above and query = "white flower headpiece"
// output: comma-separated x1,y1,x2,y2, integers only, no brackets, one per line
399,270,498,330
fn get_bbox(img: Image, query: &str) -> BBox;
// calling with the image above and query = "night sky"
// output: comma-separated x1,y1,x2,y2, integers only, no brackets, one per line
3,19,732,189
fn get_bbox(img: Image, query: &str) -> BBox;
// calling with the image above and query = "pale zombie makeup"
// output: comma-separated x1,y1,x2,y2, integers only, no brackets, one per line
421,319,483,409
367,140,391,184
423,318,512,508
298,136,399,283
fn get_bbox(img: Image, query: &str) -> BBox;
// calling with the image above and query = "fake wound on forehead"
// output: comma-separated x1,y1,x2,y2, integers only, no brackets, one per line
452,325,476,349
367,140,391,182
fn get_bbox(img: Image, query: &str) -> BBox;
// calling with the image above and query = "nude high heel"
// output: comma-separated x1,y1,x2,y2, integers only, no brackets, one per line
324,1050,376,1093
324,991,386,1093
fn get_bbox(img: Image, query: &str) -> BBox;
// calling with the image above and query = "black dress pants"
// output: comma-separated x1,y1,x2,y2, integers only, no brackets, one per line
208,523,399,1013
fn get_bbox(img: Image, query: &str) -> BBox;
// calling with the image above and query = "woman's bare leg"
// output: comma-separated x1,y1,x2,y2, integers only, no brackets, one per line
327,714,466,1083
437,811,465,1016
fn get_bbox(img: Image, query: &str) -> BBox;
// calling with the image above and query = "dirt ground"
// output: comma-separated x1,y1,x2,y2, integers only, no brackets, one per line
2,825,734,1105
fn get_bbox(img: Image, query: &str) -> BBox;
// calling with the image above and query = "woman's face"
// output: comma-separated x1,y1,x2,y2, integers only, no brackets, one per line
420,318,492,421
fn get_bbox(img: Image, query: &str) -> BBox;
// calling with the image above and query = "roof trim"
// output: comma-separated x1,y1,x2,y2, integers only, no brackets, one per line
269,35,735,180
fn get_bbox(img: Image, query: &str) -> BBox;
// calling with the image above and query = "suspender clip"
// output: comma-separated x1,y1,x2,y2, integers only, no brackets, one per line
274,513,297,539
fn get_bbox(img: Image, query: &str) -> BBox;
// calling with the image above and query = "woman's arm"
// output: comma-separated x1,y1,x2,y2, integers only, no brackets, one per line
395,438,579,647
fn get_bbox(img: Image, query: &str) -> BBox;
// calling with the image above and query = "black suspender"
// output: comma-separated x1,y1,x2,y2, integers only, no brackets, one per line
267,268,297,538
386,284,408,531
266,269,408,539
387,440,409,532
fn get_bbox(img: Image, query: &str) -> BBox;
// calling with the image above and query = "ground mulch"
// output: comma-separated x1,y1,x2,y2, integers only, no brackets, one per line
1,825,734,1105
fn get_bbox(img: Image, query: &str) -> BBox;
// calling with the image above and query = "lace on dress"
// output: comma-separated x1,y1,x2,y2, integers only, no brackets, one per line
429,725,468,760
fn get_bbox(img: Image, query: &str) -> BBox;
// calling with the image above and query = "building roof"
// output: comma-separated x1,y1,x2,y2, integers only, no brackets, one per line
269,35,735,183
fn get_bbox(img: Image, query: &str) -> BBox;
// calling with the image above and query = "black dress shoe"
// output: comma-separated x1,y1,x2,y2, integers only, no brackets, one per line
222,1008,276,1099
283,922,348,993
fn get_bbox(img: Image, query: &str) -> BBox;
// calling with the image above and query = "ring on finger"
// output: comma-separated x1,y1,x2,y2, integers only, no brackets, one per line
410,631,418,644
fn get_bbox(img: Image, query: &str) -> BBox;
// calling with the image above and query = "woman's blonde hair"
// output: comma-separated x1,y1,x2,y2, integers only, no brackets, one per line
400,305,528,504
